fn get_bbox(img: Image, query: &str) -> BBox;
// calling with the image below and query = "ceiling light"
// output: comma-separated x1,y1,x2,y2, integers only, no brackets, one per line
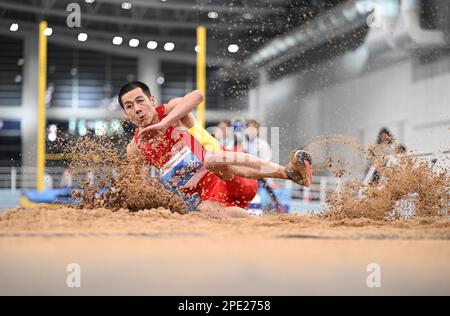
164,42,175,51
43,27,53,36
112,36,123,45
9,23,19,32
208,11,219,19
147,41,158,49
121,2,132,10
129,38,139,47
228,44,239,53
78,33,88,42
156,75,165,85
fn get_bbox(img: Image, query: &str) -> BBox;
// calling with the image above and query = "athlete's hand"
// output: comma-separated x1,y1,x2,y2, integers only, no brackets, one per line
138,119,169,147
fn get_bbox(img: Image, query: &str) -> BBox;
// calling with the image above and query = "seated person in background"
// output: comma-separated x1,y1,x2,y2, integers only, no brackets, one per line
363,127,395,185
214,119,236,151
244,119,272,161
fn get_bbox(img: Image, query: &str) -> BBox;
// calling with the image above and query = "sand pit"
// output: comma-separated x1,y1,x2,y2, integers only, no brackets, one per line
1,135,448,295
0,206,449,295
1,206,449,239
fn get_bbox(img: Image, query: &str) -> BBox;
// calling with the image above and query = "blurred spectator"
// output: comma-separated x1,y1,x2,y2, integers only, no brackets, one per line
244,120,272,161
44,172,53,190
244,120,283,212
387,144,408,168
364,127,396,185
376,127,394,147
87,170,95,186
232,119,246,151
60,168,73,188
214,119,235,150
394,144,407,155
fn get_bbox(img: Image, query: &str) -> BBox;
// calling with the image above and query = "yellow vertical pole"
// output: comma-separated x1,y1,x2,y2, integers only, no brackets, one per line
196,26,206,128
37,21,47,192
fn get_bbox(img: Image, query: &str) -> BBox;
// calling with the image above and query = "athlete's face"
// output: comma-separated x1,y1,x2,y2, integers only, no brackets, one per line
121,87,157,127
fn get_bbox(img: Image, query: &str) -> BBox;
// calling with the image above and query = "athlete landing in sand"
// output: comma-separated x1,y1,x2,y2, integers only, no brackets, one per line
120,81,312,217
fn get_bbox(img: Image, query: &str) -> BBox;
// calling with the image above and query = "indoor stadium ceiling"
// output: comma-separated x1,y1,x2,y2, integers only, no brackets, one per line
0,0,348,64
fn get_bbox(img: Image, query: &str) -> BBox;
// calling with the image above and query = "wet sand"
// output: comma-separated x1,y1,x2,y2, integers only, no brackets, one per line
0,206,449,295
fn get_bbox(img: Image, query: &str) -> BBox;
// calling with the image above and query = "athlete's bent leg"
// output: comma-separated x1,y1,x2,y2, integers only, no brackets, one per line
204,149,313,187
204,150,288,180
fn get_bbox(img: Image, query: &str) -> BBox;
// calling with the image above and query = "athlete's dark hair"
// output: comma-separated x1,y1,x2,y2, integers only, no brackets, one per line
118,81,152,108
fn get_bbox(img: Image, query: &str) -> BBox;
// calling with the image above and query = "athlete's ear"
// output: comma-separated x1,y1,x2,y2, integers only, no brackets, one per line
121,109,130,121
149,95,157,106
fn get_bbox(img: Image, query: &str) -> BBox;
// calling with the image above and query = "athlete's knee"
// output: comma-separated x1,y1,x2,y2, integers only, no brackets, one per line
204,152,215,169
204,150,225,168
198,201,226,219
205,163,234,180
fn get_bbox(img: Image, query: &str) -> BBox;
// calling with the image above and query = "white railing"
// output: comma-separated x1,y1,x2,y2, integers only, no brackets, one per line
0,150,447,196
0,166,69,190
0,166,159,191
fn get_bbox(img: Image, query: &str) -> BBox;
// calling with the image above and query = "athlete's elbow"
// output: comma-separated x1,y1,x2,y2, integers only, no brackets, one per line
126,148,134,161
126,142,139,161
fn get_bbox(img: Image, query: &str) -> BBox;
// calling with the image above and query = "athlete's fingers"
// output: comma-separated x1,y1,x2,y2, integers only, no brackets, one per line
138,133,158,148
139,126,152,135
139,129,155,141
139,127,152,138
137,127,165,149
140,122,166,135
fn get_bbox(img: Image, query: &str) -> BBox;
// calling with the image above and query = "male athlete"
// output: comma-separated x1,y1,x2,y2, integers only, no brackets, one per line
120,81,312,216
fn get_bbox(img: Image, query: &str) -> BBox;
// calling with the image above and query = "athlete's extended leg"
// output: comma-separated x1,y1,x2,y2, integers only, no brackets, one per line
204,149,312,187
204,150,288,180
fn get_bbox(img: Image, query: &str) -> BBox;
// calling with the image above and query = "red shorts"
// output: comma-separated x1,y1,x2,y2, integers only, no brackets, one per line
184,172,258,209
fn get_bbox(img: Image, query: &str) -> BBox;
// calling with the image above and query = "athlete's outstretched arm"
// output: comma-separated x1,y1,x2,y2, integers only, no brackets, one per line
140,90,203,135
163,90,203,124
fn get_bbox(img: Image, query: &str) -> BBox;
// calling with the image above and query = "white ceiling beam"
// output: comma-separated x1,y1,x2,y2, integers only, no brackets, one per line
0,2,256,30
93,0,276,15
